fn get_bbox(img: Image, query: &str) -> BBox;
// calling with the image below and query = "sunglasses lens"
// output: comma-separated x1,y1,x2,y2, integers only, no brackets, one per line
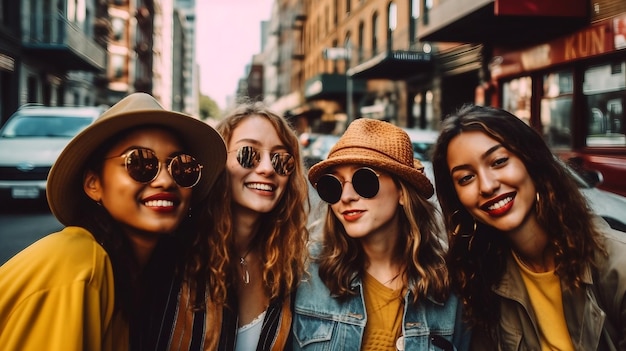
125,149,159,183
316,175,343,204
236,146,259,169
272,153,295,176
169,154,202,187
352,168,379,198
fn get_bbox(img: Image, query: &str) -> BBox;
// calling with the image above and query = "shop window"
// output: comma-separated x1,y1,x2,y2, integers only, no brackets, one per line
111,17,125,42
540,70,573,148
583,61,626,146
502,76,532,125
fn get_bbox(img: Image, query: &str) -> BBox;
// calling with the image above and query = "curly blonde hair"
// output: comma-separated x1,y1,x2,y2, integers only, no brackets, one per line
187,101,310,305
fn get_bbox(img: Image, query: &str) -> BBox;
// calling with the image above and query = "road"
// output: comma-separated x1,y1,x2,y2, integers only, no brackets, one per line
0,201,63,265
0,185,326,266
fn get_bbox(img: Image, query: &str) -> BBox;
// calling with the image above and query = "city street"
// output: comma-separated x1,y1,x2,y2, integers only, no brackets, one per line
0,184,326,266
0,201,62,265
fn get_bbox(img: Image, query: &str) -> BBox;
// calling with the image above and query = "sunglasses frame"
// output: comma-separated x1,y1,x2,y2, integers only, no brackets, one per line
315,167,380,204
106,147,203,188
231,145,295,176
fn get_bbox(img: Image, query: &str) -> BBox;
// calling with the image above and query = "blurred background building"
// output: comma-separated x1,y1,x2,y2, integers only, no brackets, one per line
0,0,624,196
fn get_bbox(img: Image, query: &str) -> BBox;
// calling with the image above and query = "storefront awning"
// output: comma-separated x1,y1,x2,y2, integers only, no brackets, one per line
304,73,366,100
418,0,588,46
347,50,433,80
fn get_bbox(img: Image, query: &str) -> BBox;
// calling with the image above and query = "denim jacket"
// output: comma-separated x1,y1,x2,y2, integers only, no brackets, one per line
292,261,470,350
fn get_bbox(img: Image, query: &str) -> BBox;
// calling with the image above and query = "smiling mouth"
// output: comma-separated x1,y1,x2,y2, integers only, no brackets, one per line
246,182,274,191
484,196,513,211
144,199,175,207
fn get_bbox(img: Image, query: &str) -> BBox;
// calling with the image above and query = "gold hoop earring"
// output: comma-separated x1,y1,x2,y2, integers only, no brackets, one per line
450,210,477,237
535,192,542,215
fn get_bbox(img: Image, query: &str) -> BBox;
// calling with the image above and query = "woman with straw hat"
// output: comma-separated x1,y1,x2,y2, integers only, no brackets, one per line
293,118,469,351
0,93,226,351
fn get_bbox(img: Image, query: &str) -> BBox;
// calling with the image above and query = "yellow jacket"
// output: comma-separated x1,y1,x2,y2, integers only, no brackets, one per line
0,226,128,350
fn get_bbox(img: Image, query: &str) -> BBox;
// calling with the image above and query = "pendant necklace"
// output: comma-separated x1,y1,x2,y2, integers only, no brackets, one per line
239,247,253,284
383,271,401,286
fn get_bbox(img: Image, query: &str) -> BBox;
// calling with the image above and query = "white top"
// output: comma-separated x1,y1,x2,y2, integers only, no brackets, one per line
235,310,266,351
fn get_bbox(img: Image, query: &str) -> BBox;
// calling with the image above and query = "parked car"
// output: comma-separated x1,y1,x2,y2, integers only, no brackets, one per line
402,127,440,161
563,159,626,232
303,134,341,168
0,104,105,207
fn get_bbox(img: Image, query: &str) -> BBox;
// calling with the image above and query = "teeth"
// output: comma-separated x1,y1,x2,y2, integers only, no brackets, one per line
144,200,174,207
488,197,512,211
247,183,273,191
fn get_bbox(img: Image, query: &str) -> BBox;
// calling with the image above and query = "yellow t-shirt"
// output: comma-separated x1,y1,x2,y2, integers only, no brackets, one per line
0,226,127,351
362,272,404,351
513,254,575,351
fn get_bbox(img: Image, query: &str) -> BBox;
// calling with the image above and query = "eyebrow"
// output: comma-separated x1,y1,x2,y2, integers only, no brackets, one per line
233,138,289,152
450,144,503,174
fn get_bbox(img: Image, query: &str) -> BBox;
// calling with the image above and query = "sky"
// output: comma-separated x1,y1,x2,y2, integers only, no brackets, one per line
195,0,274,110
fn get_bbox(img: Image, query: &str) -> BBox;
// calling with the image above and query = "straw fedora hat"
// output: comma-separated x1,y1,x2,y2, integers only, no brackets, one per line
308,118,434,199
47,92,227,226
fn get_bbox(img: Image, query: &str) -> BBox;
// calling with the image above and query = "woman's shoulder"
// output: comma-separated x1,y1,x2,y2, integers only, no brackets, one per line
0,226,112,287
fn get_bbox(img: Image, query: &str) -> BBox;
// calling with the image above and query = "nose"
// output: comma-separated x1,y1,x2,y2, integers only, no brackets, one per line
339,180,359,203
151,161,177,188
255,151,275,175
478,170,499,197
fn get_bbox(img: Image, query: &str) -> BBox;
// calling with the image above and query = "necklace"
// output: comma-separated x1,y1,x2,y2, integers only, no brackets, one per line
383,271,401,286
239,247,253,284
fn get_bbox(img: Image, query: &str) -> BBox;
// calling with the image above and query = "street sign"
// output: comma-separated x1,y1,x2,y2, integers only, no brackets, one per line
322,47,351,61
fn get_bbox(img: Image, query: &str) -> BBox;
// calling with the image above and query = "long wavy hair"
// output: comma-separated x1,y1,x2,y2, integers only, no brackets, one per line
431,104,605,331
187,101,310,305
316,176,450,304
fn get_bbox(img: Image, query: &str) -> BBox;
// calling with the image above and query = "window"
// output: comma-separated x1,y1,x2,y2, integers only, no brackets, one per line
502,76,532,125
372,12,379,55
358,21,364,62
111,54,125,79
410,0,420,43
112,17,125,41
541,70,573,148
584,61,626,146
388,2,397,50
346,0,351,14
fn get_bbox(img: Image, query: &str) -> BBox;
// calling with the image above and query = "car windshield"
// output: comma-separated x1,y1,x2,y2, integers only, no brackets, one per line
0,116,94,138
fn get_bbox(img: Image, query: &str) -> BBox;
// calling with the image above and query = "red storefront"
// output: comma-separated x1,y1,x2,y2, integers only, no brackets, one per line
488,14,626,196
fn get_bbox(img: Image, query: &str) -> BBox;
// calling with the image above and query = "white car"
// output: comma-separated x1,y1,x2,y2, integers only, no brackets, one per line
0,105,105,207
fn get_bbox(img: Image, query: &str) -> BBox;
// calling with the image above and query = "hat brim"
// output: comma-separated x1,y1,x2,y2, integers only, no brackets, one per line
47,109,226,226
308,148,434,199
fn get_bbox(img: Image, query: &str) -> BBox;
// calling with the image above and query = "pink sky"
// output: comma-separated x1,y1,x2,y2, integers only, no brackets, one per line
195,0,273,110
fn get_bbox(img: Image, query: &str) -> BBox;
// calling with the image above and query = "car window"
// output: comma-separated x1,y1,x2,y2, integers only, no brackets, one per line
1,116,94,138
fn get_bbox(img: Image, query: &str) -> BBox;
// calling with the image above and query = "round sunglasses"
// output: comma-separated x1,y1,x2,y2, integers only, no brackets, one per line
106,147,203,188
231,146,295,176
315,167,380,204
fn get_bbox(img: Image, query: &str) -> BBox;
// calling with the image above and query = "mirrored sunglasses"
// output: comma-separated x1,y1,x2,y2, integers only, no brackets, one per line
315,167,380,204
232,146,295,176
106,147,203,188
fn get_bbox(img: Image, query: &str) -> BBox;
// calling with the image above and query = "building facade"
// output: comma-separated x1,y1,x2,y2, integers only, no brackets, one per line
419,0,626,196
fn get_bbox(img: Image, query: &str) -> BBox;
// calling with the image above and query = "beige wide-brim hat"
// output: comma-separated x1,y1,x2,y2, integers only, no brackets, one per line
308,118,434,199
47,92,227,226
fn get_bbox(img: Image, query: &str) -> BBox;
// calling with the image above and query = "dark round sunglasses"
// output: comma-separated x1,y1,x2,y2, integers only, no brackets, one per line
232,146,295,176
106,147,203,188
315,167,380,204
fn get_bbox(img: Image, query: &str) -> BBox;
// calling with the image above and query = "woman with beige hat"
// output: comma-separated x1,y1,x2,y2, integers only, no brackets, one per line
0,93,226,351
293,118,469,351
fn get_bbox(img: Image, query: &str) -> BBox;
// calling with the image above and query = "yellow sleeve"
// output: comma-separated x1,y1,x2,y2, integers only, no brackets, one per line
0,227,122,351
